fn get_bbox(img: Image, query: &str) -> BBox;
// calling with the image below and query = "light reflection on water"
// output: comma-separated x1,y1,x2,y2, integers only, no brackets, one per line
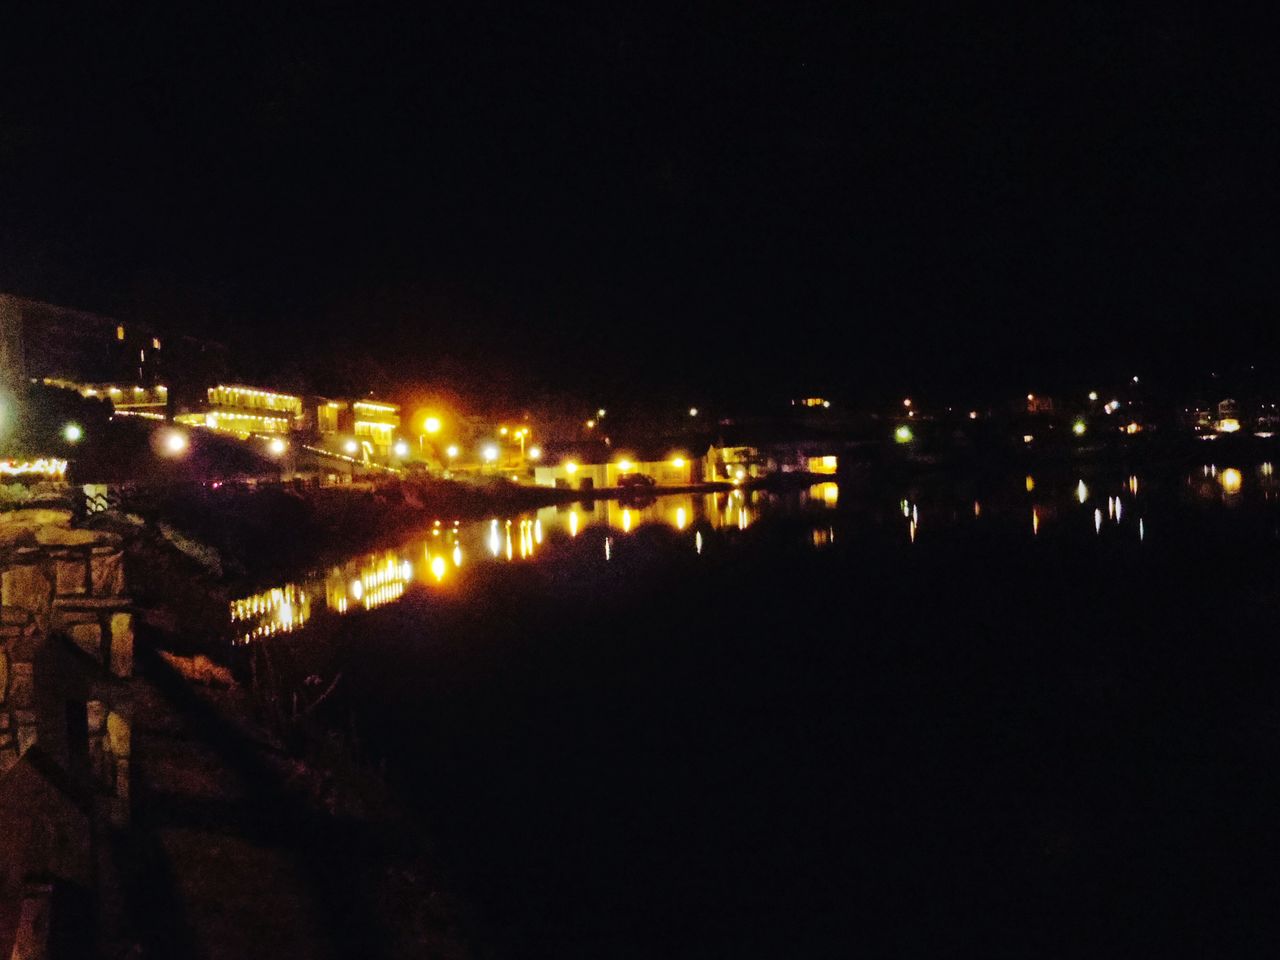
230,463,1280,643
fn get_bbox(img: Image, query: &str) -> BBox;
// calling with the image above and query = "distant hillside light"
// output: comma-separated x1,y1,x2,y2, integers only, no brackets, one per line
689,407,698,417
63,422,83,442
1088,391,1099,401
1072,419,1087,436
894,424,913,444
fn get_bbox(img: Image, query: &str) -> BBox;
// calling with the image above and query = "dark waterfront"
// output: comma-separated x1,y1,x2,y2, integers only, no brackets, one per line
232,462,1280,958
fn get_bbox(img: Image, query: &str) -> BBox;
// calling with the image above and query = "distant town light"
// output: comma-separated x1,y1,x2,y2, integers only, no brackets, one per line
498,426,508,436
528,446,542,460
597,408,606,418
968,410,978,420
1072,419,1087,436
164,430,188,455
1132,375,1140,383
1088,391,1099,401
1218,418,1240,434
585,419,596,429
1027,393,1035,402
482,444,499,462
268,437,287,455
344,440,359,455
689,408,698,417
894,424,913,444
62,422,83,443
446,444,459,458
903,398,912,408
565,461,578,475
393,440,410,457
618,460,634,472
1023,434,1034,444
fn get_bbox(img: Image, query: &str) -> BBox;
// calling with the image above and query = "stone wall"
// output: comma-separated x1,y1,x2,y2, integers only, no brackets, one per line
0,508,133,958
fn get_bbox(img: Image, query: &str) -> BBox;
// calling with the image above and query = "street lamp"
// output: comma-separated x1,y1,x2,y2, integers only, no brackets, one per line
63,422,83,442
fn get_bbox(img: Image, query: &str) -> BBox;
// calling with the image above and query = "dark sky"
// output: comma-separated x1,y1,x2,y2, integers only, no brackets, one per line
2,3,1278,403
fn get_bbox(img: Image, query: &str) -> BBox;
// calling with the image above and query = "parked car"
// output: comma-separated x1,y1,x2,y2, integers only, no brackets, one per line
616,473,656,489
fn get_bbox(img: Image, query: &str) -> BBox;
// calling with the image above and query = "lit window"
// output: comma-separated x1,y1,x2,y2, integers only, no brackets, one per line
116,325,125,341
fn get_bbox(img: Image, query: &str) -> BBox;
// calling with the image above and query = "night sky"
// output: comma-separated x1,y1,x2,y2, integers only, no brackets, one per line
2,4,1279,404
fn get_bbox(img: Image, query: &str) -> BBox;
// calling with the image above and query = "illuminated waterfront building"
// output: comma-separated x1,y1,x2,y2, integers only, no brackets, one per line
307,396,401,459
42,379,169,420
175,383,304,437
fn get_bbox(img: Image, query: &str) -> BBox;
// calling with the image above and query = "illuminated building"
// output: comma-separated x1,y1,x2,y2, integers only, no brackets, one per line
352,399,401,456
807,455,838,474
306,395,401,459
43,379,169,419
175,383,303,437
533,442,698,489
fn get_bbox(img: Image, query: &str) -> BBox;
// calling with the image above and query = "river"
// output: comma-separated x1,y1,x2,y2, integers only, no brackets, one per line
227,460,1280,957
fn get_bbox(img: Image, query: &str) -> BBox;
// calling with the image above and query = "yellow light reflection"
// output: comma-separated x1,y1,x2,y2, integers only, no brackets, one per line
811,482,838,507
569,510,580,537
1025,475,1035,493
1220,467,1243,495
1076,480,1088,504
675,506,687,530
431,555,447,581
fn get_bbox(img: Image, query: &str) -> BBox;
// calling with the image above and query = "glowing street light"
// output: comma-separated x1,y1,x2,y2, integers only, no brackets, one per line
268,437,287,455
565,461,578,475
618,460,634,472
393,440,410,457
1072,419,1087,436
163,430,188,455
894,425,913,444
1088,391,1099,401
62,423,83,442
482,444,499,463
597,408,606,418
344,439,359,455
528,446,542,460
689,407,698,417
423,416,441,434
445,444,459,459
